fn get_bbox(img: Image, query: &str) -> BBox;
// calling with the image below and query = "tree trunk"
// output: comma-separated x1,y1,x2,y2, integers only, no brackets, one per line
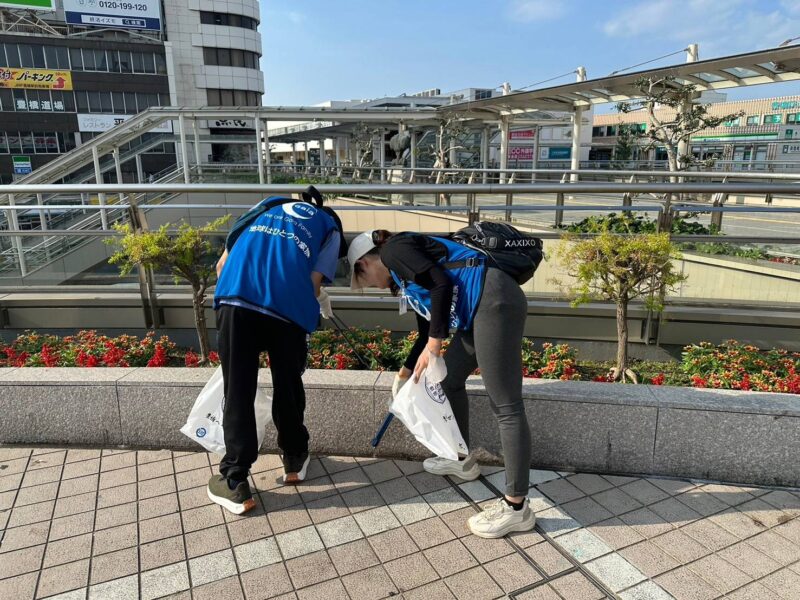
616,299,629,380
192,285,211,364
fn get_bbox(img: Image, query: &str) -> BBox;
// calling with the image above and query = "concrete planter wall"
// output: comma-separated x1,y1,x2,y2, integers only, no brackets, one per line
0,368,798,487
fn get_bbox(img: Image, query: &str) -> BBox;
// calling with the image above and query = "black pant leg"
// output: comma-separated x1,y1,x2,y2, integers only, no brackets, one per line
264,317,309,457
218,305,266,481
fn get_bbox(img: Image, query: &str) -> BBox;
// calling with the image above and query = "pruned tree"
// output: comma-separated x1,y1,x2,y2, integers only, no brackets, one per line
554,231,687,382
351,123,380,168
612,122,637,168
426,114,471,205
107,216,230,364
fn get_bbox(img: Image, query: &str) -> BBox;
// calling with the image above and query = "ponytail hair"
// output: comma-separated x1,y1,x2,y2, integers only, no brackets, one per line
371,229,392,248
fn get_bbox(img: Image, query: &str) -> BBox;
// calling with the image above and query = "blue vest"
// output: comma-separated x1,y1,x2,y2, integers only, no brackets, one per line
390,236,486,331
214,198,337,333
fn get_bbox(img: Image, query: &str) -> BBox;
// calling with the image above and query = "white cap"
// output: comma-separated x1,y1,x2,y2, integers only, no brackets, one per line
347,230,377,290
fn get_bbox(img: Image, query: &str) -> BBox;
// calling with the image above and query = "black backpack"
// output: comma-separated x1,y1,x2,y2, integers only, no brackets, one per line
225,185,346,258
449,221,544,284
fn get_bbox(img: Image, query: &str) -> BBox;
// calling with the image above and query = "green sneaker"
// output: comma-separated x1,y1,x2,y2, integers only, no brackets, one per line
207,474,256,515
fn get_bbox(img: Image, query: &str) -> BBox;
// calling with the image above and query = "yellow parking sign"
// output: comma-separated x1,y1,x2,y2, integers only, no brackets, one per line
0,67,72,90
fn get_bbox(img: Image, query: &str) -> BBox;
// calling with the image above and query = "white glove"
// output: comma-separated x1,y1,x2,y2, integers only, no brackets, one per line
392,373,409,399
317,288,334,319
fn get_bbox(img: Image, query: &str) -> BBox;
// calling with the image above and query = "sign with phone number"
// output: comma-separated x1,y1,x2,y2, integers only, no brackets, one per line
63,0,161,31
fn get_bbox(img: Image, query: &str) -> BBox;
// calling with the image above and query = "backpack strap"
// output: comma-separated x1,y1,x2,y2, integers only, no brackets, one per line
442,256,483,270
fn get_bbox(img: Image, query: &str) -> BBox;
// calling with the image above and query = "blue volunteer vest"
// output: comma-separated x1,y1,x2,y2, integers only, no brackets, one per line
214,198,337,333
390,236,486,331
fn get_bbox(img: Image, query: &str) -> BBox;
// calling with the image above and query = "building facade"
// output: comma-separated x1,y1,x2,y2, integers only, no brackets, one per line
590,95,800,167
0,0,263,182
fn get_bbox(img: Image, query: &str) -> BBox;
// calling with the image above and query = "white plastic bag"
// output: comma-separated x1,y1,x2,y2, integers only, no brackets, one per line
180,367,272,455
390,353,468,460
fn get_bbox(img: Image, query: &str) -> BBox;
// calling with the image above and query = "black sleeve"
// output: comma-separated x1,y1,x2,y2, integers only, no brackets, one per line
381,235,452,339
404,314,430,371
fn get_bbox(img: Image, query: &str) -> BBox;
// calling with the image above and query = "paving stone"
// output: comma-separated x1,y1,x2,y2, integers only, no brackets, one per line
304,494,349,524
92,523,138,556
49,511,95,541
172,452,209,473
367,525,418,562
619,541,681,577
227,515,272,546
535,506,580,537
738,497,795,529
94,502,137,531
424,539,479,577
340,484,385,514
537,477,585,504
718,540,783,579
651,529,710,564
192,575,244,600
555,528,613,563
385,551,439,592
316,514,363,548
747,530,800,565
424,487,470,515
36,558,90,599
295,579,348,600
100,452,137,472
774,518,800,545
375,476,418,504
710,507,769,540
687,553,753,595
407,470,450,495
389,495,436,525
619,507,674,538
96,484,137,510
648,477,697,496
65,449,101,464
484,552,543,592
53,492,96,519
588,517,646,550
140,561,190,600
259,486,302,513
250,453,283,474
47,588,91,600
524,541,572,576
648,496,702,527
319,455,359,475
21,465,62,488
175,466,212,492
342,564,398,600
268,504,312,535
593,487,643,515
406,515,457,550
566,473,614,495
140,512,184,544
0,572,37,600
701,484,756,507
136,450,172,465
353,505,401,536
585,552,646,593
726,581,783,600
139,535,187,571
88,573,138,600
618,580,675,600
561,495,614,526
98,467,136,490
761,490,800,517
329,467,372,494
137,475,177,500
138,493,180,521
603,474,639,486
656,566,725,600
276,525,324,560
761,568,800,599
507,529,545,548
15,482,58,507
43,532,92,568
461,534,515,563
0,521,49,552
184,524,230,559
240,563,293,600
440,505,479,538
299,476,339,503
619,479,670,505
681,517,740,551
550,572,606,600
285,549,338,589
0,544,45,579
362,460,403,484
0,471,23,493
444,565,504,600
232,537,281,573
458,480,495,503
327,538,379,576
189,548,237,587
8,500,55,527
402,579,457,600
252,468,283,493
180,504,224,534
89,546,138,585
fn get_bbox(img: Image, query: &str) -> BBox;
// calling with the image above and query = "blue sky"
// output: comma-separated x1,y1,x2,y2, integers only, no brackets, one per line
260,0,800,108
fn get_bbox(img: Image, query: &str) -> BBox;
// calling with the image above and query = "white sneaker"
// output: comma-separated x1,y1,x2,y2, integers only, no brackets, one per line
422,455,481,481
468,498,536,539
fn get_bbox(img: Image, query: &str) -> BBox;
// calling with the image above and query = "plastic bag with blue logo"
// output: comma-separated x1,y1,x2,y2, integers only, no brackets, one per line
389,353,468,461
180,367,272,455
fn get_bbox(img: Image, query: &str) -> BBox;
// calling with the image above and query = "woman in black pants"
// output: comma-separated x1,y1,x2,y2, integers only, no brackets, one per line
348,229,534,539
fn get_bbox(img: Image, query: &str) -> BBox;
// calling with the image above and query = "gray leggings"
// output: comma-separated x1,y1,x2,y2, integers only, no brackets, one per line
441,267,531,497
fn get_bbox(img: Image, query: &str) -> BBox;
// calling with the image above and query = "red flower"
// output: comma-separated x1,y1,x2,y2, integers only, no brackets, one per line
651,373,666,386
691,375,708,388
333,353,348,370
208,351,220,363
40,344,60,368
184,351,200,368
147,345,169,368
12,351,29,367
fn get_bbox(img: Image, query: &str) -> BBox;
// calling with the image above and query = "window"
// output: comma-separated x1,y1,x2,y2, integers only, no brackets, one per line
199,11,258,30
217,48,231,67
69,48,83,71
746,115,759,126
159,93,170,107
0,89,11,111
592,126,605,137
231,49,245,68
0,133,7,154
18,44,34,68
221,89,234,105
99,91,113,113
44,46,59,69
112,91,125,114
131,51,144,73
606,126,617,136
75,91,89,112
141,52,156,74
82,48,95,71
207,89,221,105
31,45,45,68
723,117,740,127
788,113,800,123
55,46,69,69
20,132,34,153
763,114,782,124
5,44,20,68
155,53,167,75
87,91,102,113
124,92,137,113
119,51,132,73
13,89,26,111
6,133,21,153
95,49,108,71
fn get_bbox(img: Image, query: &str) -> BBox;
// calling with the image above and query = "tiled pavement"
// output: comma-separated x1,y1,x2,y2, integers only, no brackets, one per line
2,448,800,600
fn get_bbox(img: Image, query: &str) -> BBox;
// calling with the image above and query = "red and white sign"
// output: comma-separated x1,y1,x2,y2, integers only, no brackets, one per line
509,147,534,160
509,129,536,140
